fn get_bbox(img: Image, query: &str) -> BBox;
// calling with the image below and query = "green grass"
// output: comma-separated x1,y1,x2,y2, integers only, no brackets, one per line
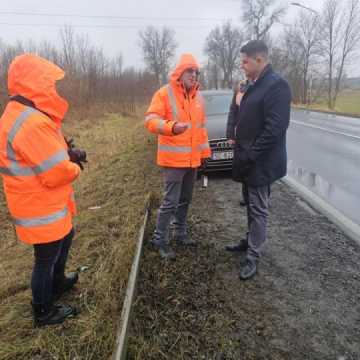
334,89,360,115
0,110,162,359
294,89,360,117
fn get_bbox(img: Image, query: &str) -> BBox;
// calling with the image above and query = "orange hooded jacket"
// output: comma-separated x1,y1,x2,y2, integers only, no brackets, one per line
145,53,211,168
0,54,80,244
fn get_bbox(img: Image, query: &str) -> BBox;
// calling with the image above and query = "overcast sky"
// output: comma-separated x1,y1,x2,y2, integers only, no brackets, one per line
3,0,358,76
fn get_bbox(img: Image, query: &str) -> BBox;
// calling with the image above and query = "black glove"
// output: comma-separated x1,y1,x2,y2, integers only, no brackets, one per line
65,137,87,170
68,148,87,170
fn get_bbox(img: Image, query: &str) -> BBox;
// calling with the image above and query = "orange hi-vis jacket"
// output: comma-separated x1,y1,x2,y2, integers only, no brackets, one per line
0,54,80,245
145,54,211,168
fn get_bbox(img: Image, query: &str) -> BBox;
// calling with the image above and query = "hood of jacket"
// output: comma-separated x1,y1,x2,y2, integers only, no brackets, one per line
8,53,69,125
169,53,200,94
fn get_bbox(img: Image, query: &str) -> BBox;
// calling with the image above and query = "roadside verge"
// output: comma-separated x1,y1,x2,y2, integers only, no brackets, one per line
283,175,360,244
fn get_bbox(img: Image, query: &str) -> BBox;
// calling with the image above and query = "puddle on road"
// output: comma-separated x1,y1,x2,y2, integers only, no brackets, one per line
287,160,360,226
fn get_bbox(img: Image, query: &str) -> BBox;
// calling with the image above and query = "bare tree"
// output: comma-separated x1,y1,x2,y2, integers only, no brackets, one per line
319,0,342,108
109,54,123,79
241,0,287,40
270,41,303,102
202,60,221,90
288,11,321,103
59,25,77,74
38,40,61,64
0,29,158,113
204,22,244,88
332,0,360,106
138,26,177,86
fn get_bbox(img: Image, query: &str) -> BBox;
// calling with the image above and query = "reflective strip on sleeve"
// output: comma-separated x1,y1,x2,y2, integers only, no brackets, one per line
0,166,19,175
158,144,192,153
198,143,210,151
32,149,69,175
156,120,167,134
145,113,163,124
145,114,168,134
1,163,34,176
0,109,69,177
7,108,37,148
7,108,37,161
13,206,68,228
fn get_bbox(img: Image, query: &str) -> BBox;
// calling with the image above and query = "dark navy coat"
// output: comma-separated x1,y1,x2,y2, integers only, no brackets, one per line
227,65,292,187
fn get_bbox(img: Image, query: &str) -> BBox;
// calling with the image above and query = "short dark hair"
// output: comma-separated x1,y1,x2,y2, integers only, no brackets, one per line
240,40,268,58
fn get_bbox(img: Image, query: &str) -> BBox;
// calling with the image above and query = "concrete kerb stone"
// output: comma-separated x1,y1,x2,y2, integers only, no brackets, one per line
112,202,150,360
283,175,360,246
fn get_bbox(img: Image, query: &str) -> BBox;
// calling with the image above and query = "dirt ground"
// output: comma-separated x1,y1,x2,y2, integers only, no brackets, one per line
128,174,360,360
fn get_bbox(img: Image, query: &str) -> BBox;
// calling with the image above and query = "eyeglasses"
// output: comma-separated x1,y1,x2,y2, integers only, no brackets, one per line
185,68,200,76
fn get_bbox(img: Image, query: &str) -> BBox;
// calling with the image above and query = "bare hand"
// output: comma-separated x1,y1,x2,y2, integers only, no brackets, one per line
173,122,189,135
228,139,235,145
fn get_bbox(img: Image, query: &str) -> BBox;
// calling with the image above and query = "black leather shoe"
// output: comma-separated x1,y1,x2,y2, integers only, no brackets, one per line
150,239,176,260
33,303,78,327
158,244,176,260
174,234,197,246
225,239,248,252
53,272,79,301
239,259,257,280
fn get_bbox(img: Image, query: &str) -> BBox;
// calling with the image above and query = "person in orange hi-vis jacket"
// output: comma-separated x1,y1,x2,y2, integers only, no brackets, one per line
0,54,86,327
144,53,211,260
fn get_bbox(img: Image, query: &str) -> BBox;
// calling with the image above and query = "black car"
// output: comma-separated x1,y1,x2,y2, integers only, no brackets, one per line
201,90,234,172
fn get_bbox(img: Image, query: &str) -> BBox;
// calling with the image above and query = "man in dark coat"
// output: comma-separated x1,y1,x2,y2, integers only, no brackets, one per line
225,40,292,280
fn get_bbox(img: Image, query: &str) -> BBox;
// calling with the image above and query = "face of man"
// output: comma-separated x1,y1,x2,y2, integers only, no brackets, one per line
180,68,199,90
240,53,267,81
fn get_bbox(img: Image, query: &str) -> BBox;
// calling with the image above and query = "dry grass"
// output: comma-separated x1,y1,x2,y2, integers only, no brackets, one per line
0,106,161,360
127,181,245,360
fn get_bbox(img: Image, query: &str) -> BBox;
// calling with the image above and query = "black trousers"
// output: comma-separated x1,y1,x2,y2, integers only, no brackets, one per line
31,228,74,305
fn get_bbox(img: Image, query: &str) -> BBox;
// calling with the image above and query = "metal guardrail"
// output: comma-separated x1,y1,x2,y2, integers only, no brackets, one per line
112,202,150,360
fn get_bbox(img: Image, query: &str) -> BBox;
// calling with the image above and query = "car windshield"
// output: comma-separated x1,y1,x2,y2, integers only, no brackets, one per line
203,93,233,116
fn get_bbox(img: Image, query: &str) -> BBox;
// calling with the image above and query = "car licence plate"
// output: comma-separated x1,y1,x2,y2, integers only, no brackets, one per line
211,150,233,161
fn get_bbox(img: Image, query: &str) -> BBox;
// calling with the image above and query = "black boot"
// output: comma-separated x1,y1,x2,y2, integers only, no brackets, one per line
53,272,79,301
150,238,176,260
239,199,248,207
174,233,197,246
239,259,258,280
225,239,248,252
32,302,78,327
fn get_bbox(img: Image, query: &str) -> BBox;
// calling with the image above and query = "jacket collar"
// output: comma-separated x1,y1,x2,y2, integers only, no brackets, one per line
253,64,273,85
243,64,273,96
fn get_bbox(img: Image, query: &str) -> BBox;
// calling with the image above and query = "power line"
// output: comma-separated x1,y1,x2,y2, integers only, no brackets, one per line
0,11,228,22
0,22,215,30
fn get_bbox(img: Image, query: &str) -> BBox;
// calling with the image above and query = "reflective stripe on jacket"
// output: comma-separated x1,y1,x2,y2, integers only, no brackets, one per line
144,53,211,168
0,54,80,244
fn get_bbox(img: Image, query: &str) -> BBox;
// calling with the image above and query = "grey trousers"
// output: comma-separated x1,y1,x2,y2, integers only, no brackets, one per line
244,184,271,261
153,167,196,245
